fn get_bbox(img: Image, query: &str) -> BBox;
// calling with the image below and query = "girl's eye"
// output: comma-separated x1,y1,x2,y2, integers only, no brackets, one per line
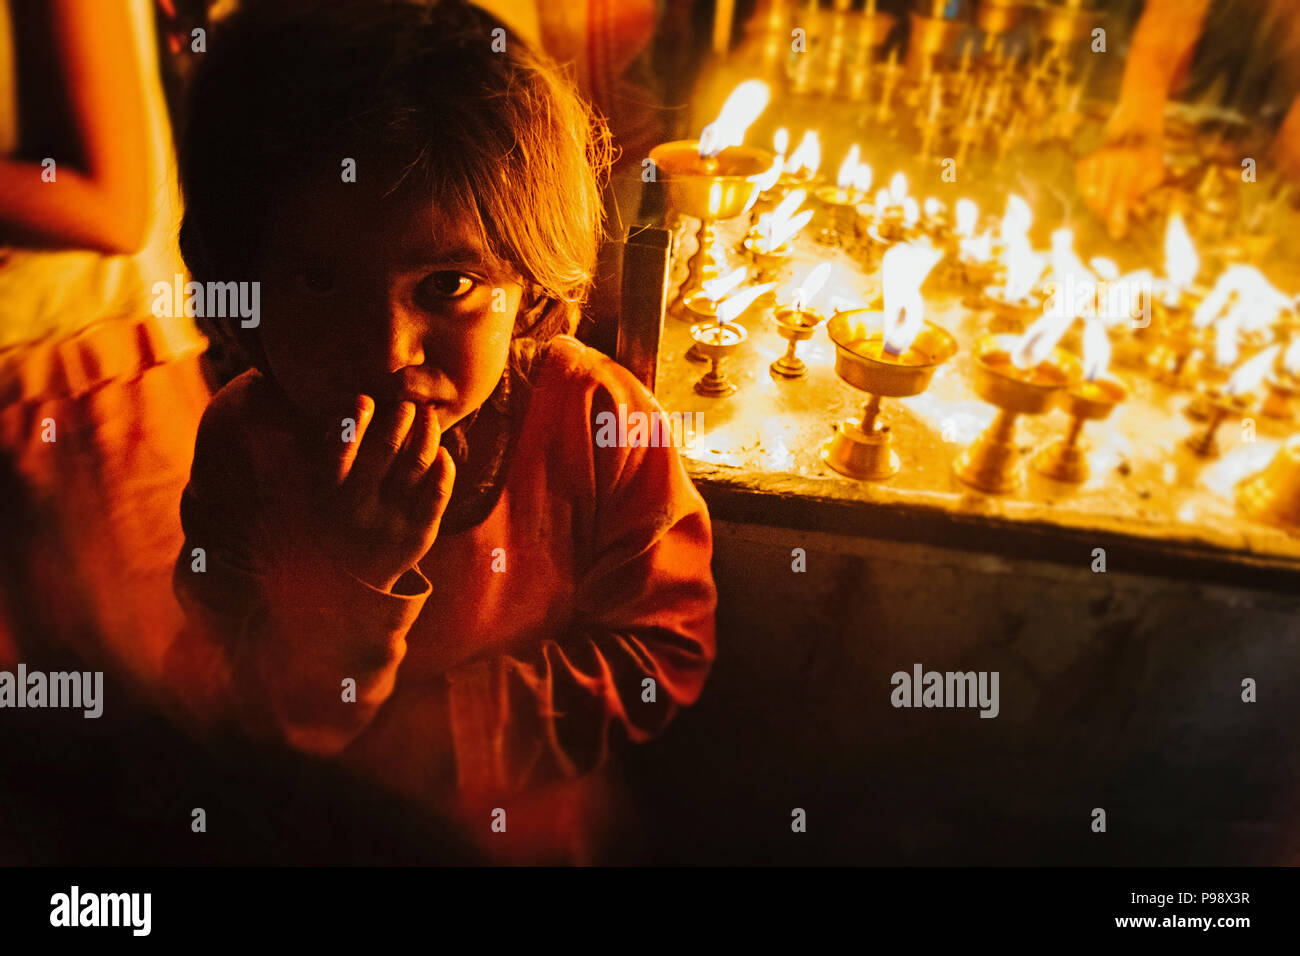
419,271,475,300
294,266,336,296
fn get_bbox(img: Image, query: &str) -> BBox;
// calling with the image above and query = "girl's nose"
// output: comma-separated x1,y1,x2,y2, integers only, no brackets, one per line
380,301,428,373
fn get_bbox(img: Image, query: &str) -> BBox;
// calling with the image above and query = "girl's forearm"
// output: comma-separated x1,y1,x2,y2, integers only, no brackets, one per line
1111,0,1213,132
0,157,148,254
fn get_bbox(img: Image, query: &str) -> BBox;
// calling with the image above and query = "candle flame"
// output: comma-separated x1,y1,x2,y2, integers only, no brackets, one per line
1011,311,1072,370
702,266,747,303
1214,306,1242,368
773,127,789,156
755,156,783,194
765,189,810,250
785,130,821,177
1002,233,1045,302
698,80,771,157
888,171,909,206
1048,228,1097,319
836,145,861,191
1082,319,1111,381
1225,344,1282,396
1193,265,1292,331
923,197,943,220
792,261,833,311
902,196,920,227
954,198,978,237
1163,212,1199,301
1089,256,1119,281
1284,337,1300,376
873,187,890,211
881,240,943,354
1000,193,1032,239
852,162,873,194
717,282,777,323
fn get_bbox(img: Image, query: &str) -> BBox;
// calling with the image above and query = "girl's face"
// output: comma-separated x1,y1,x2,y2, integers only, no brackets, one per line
257,167,528,434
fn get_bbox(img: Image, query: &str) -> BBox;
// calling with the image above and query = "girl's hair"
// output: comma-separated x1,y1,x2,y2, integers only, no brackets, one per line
176,0,614,378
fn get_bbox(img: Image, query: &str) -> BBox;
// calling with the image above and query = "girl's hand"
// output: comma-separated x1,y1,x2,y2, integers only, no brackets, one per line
320,396,456,592
1077,114,1166,241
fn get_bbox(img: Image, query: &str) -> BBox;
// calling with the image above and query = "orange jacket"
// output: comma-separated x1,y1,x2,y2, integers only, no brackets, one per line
162,335,716,862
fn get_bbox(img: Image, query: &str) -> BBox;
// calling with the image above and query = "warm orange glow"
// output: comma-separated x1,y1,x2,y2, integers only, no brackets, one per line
1226,344,1282,395
717,281,777,322
702,266,747,302
1163,212,1199,302
765,189,812,250
1284,337,1300,376
888,171,908,206
852,162,873,194
785,130,821,177
698,80,770,157
1082,319,1112,381
954,198,978,237
881,240,943,354
836,145,861,191
773,127,789,156
1011,311,1072,370
792,261,833,311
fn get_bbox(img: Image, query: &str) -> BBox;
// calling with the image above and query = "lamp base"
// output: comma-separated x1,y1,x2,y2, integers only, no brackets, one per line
1034,439,1089,484
955,426,1022,494
821,419,900,480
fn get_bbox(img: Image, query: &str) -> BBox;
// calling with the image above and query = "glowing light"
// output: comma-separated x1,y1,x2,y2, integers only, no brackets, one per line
785,130,821,177
764,189,810,250
755,156,783,194
1090,257,1119,281
1082,319,1111,381
881,240,944,355
792,262,833,311
702,266,747,303
836,144,861,191
1225,344,1282,396
902,197,920,227
852,162,873,194
698,80,771,157
716,281,777,323
1003,233,1045,302
1000,194,1033,239
1011,311,1072,369
954,198,978,237
1193,265,1291,331
773,127,789,156
923,197,943,220
888,172,909,206
1163,212,1199,303
1214,306,1242,368
1283,337,1300,376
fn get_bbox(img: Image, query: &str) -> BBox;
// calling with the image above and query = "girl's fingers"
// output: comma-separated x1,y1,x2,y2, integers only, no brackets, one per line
332,395,375,486
347,400,417,499
411,445,456,530
392,404,441,493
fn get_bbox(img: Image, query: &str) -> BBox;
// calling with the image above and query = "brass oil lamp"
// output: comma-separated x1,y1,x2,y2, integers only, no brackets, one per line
822,241,957,480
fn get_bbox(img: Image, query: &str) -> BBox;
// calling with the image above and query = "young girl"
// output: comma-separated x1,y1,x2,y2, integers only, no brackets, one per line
164,0,716,864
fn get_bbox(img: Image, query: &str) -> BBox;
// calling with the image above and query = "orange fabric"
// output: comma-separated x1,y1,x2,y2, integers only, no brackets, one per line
0,314,210,697
164,335,717,864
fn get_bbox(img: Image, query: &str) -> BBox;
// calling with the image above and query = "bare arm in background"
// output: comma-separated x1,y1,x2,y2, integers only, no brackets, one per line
0,0,149,254
1076,0,1213,239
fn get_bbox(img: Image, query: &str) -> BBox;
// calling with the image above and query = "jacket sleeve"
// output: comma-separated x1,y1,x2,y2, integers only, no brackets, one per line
442,357,717,801
162,385,429,757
